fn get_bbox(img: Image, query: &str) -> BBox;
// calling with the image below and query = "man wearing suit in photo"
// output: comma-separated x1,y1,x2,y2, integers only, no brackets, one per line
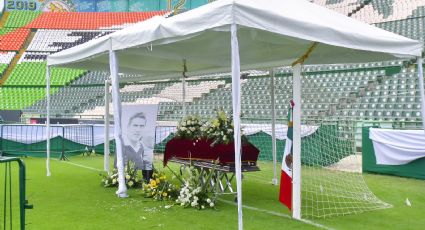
117,111,154,182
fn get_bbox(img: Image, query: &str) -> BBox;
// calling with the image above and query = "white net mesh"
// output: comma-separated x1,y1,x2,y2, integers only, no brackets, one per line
300,117,392,218
150,70,393,219
278,67,393,218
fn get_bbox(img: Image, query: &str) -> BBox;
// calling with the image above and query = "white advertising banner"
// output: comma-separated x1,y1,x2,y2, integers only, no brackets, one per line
370,128,425,165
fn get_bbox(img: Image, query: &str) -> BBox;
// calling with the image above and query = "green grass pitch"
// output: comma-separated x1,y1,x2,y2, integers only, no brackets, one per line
1,155,424,229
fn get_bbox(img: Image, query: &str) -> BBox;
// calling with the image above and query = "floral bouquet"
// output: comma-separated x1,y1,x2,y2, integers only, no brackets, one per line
175,115,203,140
142,170,179,201
101,161,143,188
202,110,235,146
176,166,216,210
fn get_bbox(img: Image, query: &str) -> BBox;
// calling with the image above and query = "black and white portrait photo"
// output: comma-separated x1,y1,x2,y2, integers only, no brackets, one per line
119,104,158,181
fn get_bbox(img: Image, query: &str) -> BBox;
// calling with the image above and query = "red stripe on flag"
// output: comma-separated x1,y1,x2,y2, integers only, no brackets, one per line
279,170,292,210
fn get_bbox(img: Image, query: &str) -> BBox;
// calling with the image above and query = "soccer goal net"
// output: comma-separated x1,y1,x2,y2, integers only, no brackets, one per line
300,116,391,218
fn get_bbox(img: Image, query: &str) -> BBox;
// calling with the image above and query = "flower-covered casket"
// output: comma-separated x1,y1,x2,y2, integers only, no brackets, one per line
163,112,260,169
163,138,260,166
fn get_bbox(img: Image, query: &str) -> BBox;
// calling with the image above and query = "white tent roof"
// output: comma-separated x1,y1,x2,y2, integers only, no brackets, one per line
47,0,422,80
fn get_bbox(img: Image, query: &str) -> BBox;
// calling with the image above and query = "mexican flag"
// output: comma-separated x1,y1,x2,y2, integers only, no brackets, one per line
279,100,294,210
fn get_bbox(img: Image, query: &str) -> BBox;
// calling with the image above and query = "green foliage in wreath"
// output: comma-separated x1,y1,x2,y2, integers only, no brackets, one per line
202,110,236,146
176,165,217,210
101,161,143,188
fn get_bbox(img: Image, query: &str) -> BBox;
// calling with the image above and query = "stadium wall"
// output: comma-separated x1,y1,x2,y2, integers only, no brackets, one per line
4,0,212,12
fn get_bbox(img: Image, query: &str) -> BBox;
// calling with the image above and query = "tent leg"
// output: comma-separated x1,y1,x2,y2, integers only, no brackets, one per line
292,63,302,220
109,49,128,198
182,76,186,117
46,65,51,177
231,23,243,230
270,69,278,185
104,79,111,174
416,57,425,134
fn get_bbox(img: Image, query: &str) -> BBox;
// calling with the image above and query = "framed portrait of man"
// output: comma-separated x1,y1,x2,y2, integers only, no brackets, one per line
118,104,158,177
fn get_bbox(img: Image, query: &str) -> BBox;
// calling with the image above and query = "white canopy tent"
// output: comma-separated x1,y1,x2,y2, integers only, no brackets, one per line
46,0,424,228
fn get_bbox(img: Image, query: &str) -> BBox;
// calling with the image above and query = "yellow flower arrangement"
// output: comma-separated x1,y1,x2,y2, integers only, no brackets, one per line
150,180,157,188
142,169,179,201
202,110,236,146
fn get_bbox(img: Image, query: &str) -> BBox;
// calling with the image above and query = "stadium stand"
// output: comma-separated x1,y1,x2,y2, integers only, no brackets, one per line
27,30,113,52
0,10,168,116
0,1,422,129
0,87,47,110
26,11,167,30
17,52,49,63
0,52,15,64
40,57,416,126
25,71,108,115
15,57,421,127
3,11,41,28
351,0,425,24
0,28,30,51
80,79,227,118
3,62,85,86
312,0,425,22
312,0,364,16
0,51,16,78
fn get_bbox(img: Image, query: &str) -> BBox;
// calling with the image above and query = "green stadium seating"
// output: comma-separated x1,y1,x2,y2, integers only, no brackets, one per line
0,87,51,110
0,64,8,80
4,62,85,86
4,11,42,28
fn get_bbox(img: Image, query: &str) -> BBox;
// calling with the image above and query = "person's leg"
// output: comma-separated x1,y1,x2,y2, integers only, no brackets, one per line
142,170,153,182
142,155,154,182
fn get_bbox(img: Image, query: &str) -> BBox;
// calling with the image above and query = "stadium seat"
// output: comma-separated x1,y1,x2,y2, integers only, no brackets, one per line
26,11,167,30
0,28,31,51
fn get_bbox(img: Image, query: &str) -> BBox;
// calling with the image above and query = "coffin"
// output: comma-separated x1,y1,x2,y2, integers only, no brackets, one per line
163,138,260,166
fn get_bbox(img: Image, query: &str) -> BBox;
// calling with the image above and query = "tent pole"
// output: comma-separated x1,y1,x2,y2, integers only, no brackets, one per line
231,23,243,230
182,76,186,117
109,49,128,198
182,59,188,117
270,69,278,185
46,65,51,177
104,79,111,174
417,57,425,133
292,63,302,220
